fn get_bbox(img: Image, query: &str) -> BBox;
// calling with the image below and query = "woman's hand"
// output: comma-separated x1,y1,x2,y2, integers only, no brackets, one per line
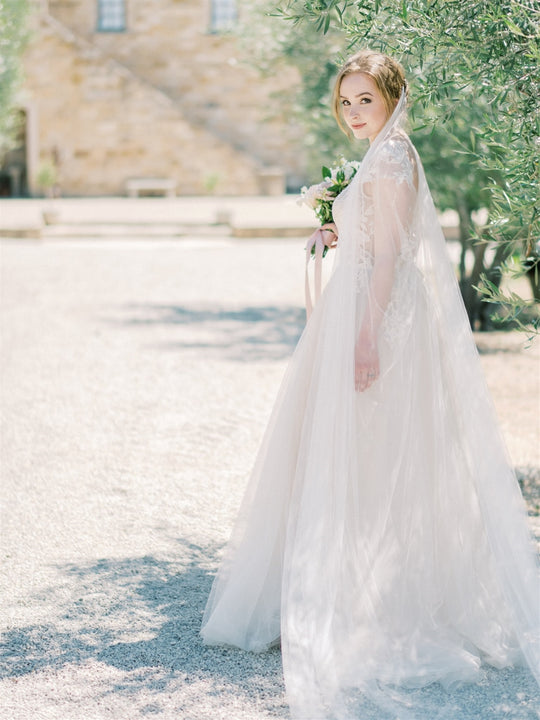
308,224,338,253
321,222,338,248
355,330,379,392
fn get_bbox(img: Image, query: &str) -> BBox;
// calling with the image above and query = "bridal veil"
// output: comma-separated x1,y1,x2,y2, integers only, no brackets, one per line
201,93,539,718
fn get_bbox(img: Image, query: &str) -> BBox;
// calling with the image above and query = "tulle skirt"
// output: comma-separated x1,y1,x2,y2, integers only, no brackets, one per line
201,259,537,718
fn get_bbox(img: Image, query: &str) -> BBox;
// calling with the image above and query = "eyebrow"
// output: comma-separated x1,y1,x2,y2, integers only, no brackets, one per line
339,91,374,99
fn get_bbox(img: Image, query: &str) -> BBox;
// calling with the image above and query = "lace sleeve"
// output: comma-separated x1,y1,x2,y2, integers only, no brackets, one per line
360,138,417,340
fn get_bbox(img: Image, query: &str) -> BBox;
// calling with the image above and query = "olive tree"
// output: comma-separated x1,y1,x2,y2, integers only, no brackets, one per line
243,0,539,330
0,0,29,151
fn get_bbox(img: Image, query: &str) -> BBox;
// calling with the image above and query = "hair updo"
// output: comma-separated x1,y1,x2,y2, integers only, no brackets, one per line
332,50,408,136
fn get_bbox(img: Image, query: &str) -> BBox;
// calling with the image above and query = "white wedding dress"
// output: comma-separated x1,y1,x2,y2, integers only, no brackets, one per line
201,95,539,718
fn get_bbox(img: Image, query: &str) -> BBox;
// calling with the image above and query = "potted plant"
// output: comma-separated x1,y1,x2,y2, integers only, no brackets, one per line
36,160,60,224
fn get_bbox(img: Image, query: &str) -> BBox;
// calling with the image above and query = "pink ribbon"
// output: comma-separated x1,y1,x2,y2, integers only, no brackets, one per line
305,230,324,320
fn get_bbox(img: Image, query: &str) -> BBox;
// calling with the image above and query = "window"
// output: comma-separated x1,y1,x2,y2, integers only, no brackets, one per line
97,0,126,32
210,0,237,32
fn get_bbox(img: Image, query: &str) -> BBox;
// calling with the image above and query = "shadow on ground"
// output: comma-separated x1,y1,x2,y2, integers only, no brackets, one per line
1,537,538,719
516,466,540,525
475,334,533,355
107,303,305,362
0,539,286,716
107,304,540,366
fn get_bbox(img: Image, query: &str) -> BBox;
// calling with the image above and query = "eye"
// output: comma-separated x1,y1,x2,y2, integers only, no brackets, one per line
360,98,371,104
341,99,350,106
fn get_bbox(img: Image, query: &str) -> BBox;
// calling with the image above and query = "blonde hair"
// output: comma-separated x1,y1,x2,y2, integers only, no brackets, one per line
332,50,408,136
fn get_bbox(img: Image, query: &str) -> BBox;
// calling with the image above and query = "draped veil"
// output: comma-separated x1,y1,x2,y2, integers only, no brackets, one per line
201,93,539,718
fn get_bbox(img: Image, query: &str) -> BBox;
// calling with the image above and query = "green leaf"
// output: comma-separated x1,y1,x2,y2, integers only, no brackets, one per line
322,165,331,179
323,12,331,34
503,17,526,38
400,0,407,21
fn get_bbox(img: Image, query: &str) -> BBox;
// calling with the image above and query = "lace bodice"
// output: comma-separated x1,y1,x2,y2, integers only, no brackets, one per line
333,131,420,346
333,132,418,263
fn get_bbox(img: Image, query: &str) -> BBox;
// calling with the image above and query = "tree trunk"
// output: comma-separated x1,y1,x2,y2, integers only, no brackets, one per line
456,195,472,284
524,257,540,302
455,195,483,328
466,240,488,329
478,243,514,330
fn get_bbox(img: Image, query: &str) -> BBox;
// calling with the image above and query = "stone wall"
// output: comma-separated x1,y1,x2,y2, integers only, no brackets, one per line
19,0,304,196
23,14,269,195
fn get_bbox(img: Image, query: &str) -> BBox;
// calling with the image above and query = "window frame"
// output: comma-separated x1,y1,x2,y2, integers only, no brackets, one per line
96,0,127,33
209,0,237,34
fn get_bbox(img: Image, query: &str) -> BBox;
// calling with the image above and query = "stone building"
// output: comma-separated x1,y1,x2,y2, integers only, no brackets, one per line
3,0,303,197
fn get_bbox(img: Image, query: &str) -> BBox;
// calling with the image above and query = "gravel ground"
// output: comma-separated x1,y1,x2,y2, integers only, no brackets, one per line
0,236,538,720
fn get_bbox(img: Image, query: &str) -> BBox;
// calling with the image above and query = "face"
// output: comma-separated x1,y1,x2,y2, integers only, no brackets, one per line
339,72,390,144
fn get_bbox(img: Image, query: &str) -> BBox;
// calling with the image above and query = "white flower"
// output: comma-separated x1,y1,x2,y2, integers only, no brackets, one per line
299,179,332,209
298,158,359,222
340,158,361,180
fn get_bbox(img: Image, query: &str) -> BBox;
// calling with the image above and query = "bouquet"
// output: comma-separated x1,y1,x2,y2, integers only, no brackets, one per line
299,157,360,257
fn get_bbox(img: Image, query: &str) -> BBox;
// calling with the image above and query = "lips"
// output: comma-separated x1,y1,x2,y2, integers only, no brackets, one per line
351,123,366,130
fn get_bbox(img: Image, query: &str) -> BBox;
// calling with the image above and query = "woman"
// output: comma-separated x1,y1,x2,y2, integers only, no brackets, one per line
201,51,539,718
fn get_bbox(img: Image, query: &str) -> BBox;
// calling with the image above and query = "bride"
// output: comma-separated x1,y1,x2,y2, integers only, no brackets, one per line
201,50,539,718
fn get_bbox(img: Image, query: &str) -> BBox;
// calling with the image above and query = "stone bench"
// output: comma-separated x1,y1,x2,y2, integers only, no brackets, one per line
125,177,176,198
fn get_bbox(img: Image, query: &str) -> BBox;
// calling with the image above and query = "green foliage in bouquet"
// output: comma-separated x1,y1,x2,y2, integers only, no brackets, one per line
300,159,360,256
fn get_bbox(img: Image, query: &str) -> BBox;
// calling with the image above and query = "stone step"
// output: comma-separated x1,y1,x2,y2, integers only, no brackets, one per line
41,222,231,239
232,225,314,238
1,221,314,240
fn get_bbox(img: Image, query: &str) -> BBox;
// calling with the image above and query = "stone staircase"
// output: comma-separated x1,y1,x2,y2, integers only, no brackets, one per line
0,197,317,240
0,197,460,241
25,13,267,196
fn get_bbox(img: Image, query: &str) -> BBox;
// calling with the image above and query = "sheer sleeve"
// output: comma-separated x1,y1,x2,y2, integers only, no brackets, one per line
360,140,417,339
